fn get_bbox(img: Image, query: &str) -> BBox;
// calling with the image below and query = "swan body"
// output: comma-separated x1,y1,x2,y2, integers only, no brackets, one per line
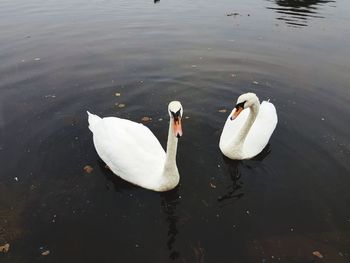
219,93,277,159
88,101,183,192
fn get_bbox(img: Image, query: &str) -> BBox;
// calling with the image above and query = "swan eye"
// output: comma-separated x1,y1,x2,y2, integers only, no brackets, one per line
235,101,246,109
170,109,181,118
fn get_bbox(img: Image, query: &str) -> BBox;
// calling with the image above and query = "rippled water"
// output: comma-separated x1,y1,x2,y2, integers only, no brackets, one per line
0,0,349,262
267,0,336,27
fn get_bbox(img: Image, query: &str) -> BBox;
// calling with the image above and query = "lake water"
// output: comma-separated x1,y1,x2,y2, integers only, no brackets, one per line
0,0,349,262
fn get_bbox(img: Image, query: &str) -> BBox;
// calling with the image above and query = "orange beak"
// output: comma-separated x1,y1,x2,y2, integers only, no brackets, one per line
230,106,243,121
173,117,183,138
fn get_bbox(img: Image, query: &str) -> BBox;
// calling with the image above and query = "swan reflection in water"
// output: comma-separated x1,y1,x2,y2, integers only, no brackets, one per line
160,189,181,260
218,144,271,205
100,160,180,260
266,0,335,27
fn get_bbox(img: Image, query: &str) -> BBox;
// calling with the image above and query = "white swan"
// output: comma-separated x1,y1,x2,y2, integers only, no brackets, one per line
219,93,277,160
87,101,183,192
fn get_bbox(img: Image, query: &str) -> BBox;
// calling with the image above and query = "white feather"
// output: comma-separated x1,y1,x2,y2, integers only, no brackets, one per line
219,94,278,159
87,102,182,192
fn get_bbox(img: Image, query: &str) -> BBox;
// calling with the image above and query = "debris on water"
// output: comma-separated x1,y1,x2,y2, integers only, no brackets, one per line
209,182,217,189
217,164,221,168
41,250,50,256
290,227,294,232
44,95,56,98
141,116,151,122
193,242,205,263
227,12,239,16
191,65,197,68
247,14,250,16
321,117,325,121
158,118,163,122
201,200,209,207
218,109,227,113
135,244,139,248
246,210,250,215
231,74,236,77
185,116,190,119
118,103,126,108
34,57,41,61
253,81,259,85
338,252,344,257
0,243,10,253
14,177,18,182
83,165,93,174
312,251,324,259
115,92,121,97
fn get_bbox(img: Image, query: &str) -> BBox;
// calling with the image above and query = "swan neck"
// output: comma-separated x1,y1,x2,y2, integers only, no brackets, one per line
156,118,180,191
165,120,178,164
236,102,260,148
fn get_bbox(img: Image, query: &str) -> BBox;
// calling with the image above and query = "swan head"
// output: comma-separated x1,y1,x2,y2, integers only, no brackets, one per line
230,92,259,120
168,101,183,138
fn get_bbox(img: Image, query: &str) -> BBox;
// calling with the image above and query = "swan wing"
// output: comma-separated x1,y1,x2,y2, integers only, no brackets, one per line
90,115,166,189
243,101,278,158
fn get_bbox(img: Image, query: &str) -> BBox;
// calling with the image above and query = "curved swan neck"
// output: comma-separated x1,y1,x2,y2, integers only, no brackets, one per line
235,102,260,148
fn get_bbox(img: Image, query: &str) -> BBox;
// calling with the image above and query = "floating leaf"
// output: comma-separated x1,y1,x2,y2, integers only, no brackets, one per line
209,182,217,189
0,243,10,253
41,250,50,256
218,109,227,113
115,92,121,97
83,165,93,174
312,251,323,259
141,117,151,122
118,103,126,108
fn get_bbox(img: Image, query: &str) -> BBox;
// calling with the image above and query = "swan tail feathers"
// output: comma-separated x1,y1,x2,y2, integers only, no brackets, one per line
87,111,101,132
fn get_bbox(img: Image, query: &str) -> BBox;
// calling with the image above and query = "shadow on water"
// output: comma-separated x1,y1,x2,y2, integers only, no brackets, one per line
217,144,271,206
98,159,181,260
266,0,336,27
98,159,138,192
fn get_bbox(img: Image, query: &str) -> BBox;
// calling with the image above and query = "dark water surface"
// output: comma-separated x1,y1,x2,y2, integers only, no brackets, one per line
1,0,350,262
